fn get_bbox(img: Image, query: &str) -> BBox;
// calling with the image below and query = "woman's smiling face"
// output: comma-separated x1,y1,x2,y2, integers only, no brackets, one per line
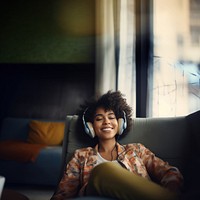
93,107,119,140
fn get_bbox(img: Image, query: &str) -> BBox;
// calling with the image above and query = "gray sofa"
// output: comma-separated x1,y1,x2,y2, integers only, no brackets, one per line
58,110,200,200
0,117,64,186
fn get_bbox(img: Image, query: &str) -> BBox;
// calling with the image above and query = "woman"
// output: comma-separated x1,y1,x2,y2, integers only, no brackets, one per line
51,91,183,200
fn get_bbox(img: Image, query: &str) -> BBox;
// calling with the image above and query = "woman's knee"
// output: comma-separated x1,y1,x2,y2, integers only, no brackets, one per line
86,163,122,197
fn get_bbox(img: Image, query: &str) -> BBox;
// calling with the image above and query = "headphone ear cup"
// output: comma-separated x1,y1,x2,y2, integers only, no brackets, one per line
86,122,95,138
118,118,125,135
118,111,127,135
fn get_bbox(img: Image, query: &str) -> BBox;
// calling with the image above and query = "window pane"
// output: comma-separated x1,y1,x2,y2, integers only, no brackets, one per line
149,0,200,117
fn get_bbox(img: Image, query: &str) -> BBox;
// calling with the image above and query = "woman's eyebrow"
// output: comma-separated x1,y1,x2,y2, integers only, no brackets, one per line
108,112,115,115
95,112,115,117
94,114,103,117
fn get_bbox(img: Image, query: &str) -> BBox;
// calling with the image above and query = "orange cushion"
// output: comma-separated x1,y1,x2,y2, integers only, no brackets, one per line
27,120,65,146
0,140,46,162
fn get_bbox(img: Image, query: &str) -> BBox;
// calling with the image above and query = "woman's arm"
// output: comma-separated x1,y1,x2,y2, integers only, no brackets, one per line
50,151,81,200
138,143,184,192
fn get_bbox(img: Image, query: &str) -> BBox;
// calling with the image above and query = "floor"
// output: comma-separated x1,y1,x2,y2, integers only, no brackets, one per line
4,185,55,200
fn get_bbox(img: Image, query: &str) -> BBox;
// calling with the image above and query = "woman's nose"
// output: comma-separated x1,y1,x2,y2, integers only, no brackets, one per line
103,117,110,124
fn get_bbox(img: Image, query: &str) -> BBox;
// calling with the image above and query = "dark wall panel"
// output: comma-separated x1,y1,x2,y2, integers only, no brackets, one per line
0,64,95,120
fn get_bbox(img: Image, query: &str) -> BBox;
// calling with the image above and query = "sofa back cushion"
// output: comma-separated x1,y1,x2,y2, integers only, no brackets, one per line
63,115,190,175
63,115,94,163
27,120,65,145
120,117,190,173
0,118,65,144
0,118,30,141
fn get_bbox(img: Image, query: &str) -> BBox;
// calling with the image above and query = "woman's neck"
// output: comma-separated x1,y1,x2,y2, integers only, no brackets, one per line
98,139,117,153
98,139,118,161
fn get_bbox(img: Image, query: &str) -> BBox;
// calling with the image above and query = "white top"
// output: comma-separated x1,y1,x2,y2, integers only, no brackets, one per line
95,152,119,167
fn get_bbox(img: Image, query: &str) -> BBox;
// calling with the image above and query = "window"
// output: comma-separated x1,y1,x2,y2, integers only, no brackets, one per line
148,0,200,117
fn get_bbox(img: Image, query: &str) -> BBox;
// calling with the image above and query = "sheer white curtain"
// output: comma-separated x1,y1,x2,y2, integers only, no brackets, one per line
95,0,116,96
117,0,136,115
95,0,136,115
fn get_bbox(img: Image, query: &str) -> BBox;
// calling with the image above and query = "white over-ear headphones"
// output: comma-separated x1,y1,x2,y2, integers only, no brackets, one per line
82,108,95,138
82,108,127,138
118,111,127,135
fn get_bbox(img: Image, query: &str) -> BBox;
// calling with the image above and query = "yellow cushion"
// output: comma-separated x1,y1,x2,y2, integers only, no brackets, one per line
27,120,65,146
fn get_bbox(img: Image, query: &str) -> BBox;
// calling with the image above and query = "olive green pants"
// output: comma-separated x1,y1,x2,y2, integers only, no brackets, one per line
86,162,179,200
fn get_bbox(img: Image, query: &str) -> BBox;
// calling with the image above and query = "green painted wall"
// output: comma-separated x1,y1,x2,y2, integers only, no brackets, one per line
0,0,95,63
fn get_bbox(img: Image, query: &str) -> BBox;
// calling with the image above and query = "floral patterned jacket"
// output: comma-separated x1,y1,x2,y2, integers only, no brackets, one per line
51,143,183,200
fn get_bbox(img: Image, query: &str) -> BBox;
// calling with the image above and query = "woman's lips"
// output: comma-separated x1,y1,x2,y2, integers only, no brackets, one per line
101,127,113,132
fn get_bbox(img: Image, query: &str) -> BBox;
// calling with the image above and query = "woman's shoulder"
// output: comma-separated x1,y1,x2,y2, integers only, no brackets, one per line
122,143,146,151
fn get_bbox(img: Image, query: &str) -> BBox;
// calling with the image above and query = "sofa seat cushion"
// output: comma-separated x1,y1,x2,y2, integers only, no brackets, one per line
0,140,46,162
0,146,62,186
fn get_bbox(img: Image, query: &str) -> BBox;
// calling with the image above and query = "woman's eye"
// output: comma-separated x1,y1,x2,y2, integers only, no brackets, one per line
95,114,116,121
109,115,116,119
95,117,103,121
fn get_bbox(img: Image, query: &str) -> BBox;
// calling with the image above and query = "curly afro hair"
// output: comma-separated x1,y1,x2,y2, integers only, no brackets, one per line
76,90,133,136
